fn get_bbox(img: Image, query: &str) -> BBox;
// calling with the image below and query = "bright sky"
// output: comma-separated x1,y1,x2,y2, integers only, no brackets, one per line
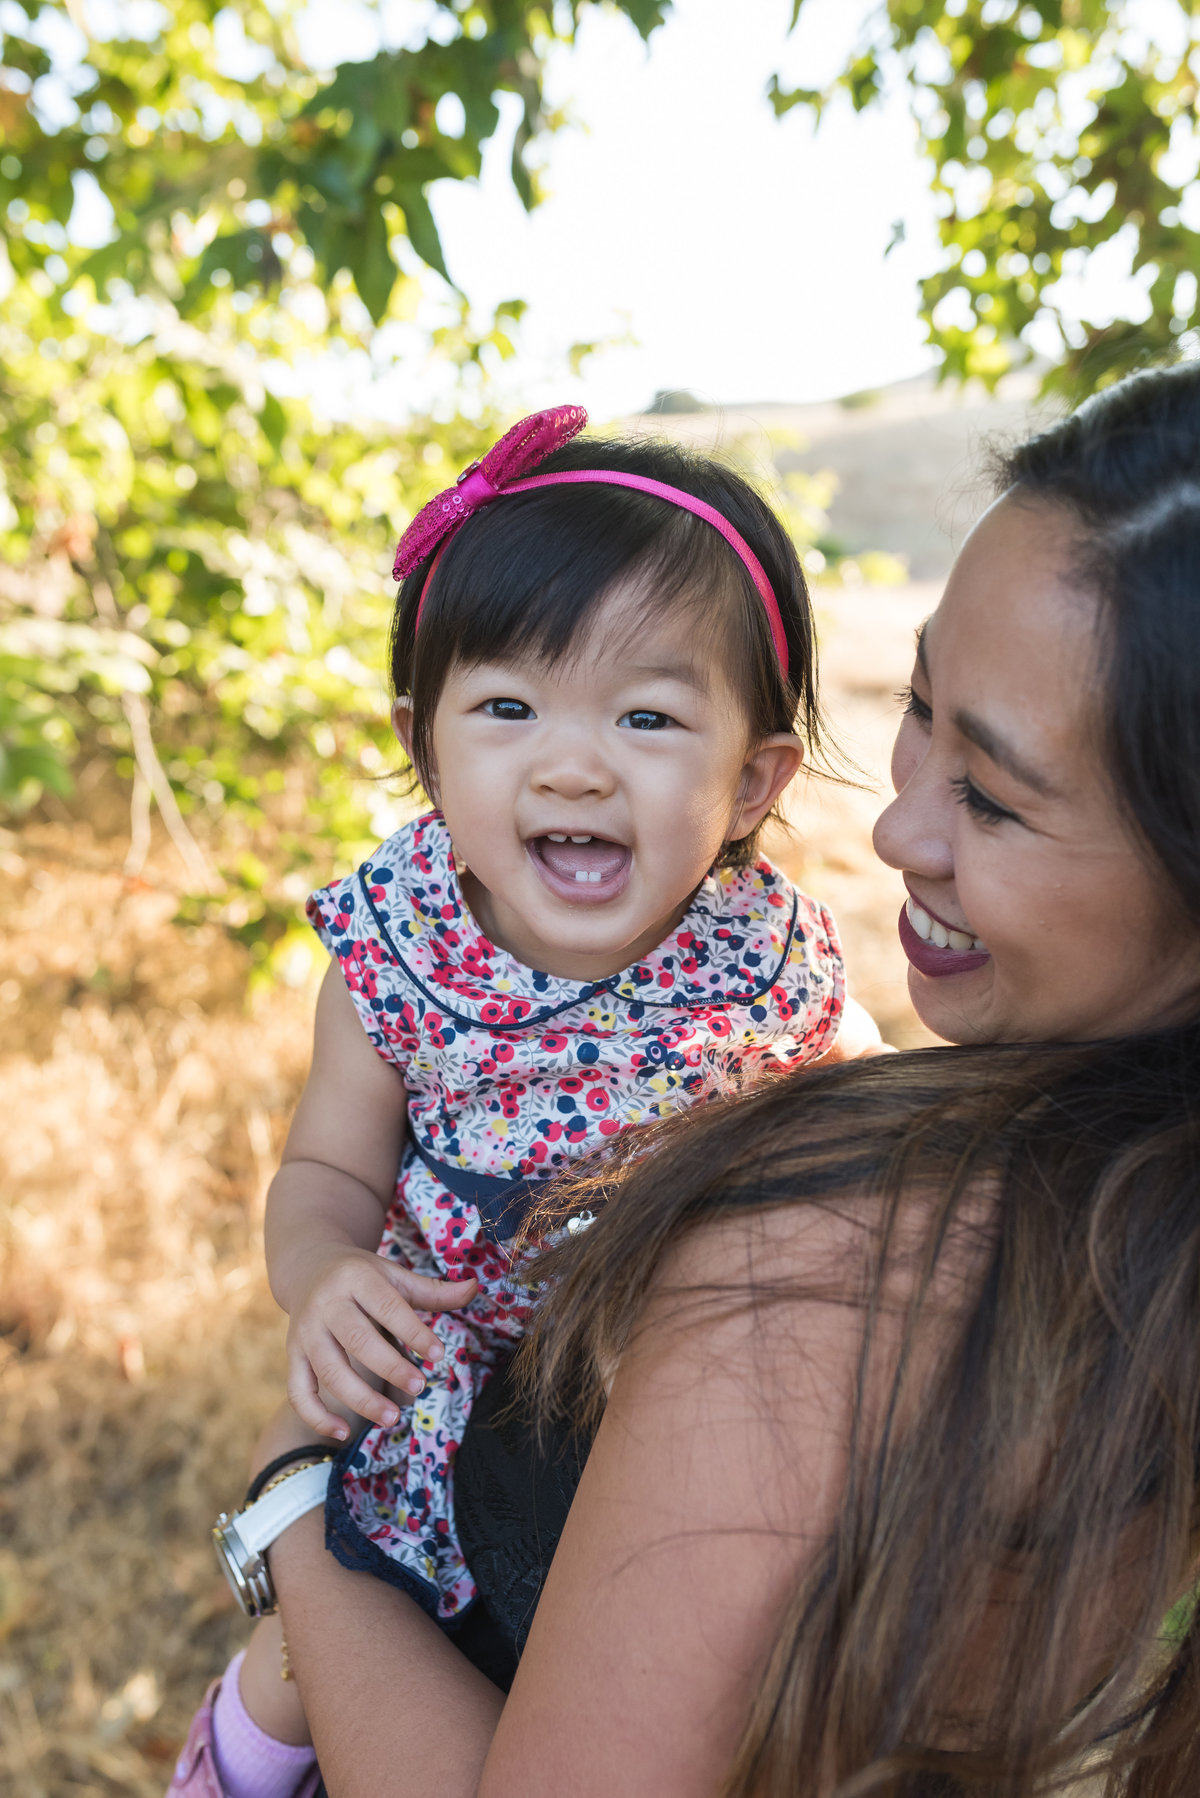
425,0,943,418
298,0,945,420
293,0,1190,423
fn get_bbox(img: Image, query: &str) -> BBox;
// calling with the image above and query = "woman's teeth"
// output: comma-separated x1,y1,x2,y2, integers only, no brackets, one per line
906,898,987,954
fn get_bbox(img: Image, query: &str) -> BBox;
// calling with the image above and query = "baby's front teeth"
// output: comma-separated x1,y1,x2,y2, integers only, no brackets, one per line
547,832,568,842
570,834,591,844
573,869,602,883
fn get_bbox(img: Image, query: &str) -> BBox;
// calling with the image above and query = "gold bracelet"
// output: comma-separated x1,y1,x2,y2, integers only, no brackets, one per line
257,1452,335,1674
257,1451,334,1501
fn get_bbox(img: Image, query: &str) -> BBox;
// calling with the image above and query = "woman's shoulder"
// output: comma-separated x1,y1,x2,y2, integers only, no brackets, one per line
486,1185,983,1795
626,1177,999,1440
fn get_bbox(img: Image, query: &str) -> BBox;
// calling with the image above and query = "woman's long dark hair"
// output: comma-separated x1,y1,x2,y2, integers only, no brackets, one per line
524,361,1200,1796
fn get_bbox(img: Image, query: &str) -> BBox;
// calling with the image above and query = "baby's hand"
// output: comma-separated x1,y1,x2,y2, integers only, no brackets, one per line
284,1245,478,1438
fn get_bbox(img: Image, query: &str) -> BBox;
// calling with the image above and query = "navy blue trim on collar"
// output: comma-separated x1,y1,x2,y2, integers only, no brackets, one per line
356,866,800,1035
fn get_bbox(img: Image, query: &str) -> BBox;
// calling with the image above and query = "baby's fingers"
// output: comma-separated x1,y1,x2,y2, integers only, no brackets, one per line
359,1277,456,1364
303,1320,416,1428
287,1352,355,1442
326,1296,431,1400
381,1265,479,1315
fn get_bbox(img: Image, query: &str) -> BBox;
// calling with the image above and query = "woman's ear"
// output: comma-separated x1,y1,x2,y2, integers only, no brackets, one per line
392,698,439,803
728,733,805,840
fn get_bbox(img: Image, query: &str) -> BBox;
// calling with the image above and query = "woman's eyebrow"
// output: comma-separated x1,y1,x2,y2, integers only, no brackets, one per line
953,708,1057,797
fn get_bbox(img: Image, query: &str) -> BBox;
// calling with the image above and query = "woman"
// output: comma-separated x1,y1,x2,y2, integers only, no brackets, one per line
202,361,1200,1796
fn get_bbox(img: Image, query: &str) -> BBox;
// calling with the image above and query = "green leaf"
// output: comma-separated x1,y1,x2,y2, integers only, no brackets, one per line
616,0,673,39
394,184,450,290
767,75,826,120
766,0,1200,398
183,229,282,311
259,393,287,458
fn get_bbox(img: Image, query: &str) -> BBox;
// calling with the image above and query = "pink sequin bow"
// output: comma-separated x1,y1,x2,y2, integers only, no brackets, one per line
392,405,588,581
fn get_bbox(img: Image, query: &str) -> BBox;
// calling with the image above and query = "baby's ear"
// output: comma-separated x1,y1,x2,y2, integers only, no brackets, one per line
391,696,416,759
392,697,439,803
730,732,805,838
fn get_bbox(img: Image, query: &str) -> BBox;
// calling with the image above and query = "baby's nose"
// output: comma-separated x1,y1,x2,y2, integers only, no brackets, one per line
531,739,615,800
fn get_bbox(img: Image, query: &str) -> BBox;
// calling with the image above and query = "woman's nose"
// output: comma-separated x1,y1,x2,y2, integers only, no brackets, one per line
872,725,954,882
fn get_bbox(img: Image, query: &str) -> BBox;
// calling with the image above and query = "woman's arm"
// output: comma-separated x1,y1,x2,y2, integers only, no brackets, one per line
271,1203,869,1797
480,1205,863,1796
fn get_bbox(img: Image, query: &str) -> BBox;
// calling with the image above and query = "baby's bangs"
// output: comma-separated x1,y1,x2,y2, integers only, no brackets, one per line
578,514,767,687
412,482,740,678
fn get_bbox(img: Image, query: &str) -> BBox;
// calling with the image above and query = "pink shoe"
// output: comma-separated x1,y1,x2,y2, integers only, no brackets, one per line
166,1679,321,1798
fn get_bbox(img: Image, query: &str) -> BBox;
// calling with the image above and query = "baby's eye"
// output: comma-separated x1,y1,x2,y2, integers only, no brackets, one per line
481,697,535,721
618,709,674,731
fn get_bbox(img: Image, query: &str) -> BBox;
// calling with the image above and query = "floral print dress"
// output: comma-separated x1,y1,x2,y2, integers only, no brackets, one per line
306,811,844,1622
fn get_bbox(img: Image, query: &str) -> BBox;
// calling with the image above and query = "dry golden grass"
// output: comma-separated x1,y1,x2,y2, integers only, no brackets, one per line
1,581,934,1796
0,806,319,1795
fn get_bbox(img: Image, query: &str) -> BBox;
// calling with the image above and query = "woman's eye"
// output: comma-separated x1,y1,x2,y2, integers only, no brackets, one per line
618,709,674,731
482,697,535,721
898,684,933,726
951,775,1018,827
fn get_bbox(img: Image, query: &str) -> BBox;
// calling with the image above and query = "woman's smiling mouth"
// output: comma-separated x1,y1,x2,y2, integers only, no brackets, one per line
899,891,991,979
528,833,633,903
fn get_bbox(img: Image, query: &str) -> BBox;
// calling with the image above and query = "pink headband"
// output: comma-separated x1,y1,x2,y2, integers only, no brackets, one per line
393,405,790,678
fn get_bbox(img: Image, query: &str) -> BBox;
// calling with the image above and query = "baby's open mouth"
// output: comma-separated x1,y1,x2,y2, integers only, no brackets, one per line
528,832,632,899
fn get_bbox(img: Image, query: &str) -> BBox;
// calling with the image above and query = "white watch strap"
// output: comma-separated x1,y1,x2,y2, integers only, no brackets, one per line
238,1459,333,1556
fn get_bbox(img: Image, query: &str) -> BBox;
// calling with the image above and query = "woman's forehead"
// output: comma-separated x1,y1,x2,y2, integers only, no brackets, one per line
924,497,1106,775
931,498,1098,665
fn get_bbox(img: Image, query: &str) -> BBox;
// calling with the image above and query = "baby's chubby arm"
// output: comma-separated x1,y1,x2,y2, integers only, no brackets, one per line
265,961,478,1440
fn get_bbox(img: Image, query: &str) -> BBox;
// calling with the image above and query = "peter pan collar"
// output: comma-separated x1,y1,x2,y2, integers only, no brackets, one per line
357,811,799,1033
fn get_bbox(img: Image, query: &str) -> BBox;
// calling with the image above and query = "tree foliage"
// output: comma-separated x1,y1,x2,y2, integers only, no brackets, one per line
777,0,1200,391
0,0,665,957
6,0,1196,954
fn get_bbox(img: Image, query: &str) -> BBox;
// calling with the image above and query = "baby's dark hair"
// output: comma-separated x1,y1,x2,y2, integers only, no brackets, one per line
389,432,826,869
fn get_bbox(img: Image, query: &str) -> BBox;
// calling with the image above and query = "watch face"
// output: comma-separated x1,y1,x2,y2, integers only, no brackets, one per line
212,1516,273,1618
